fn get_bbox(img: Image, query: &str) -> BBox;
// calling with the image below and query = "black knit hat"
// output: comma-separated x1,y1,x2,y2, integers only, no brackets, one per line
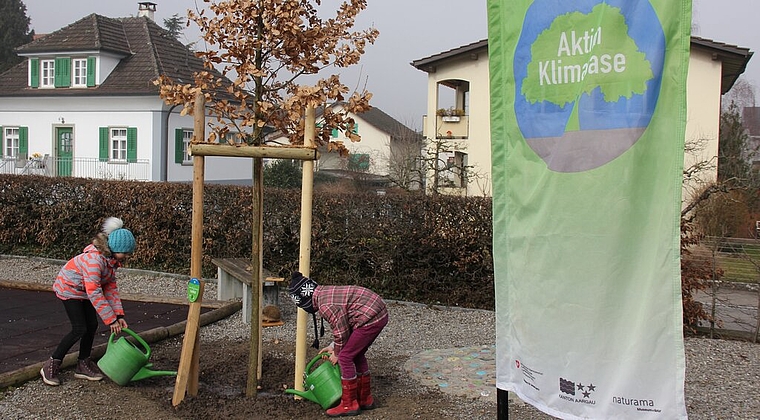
288,271,324,348
288,272,318,314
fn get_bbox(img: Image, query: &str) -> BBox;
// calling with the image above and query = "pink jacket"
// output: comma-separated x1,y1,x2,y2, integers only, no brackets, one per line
53,244,124,325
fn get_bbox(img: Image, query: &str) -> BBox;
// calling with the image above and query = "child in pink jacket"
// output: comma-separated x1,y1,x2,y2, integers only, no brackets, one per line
40,217,135,386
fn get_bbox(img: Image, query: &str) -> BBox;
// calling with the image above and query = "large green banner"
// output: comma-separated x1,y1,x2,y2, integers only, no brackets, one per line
488,1,691,418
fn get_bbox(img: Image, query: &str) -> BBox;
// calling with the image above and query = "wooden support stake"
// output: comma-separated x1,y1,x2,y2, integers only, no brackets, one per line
293,105,316,396
246,155,264,396
172,91,206,407
190,143,318,160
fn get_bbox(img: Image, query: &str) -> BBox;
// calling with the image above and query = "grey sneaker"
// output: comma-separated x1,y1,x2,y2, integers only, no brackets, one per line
74,358,104,381
40,358,62,386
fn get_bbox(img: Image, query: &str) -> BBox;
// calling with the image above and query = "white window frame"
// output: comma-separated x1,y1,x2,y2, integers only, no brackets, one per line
4,127,20,158
41,60,55,88
110,128,128,161
72,58,87,87
182,129,193,163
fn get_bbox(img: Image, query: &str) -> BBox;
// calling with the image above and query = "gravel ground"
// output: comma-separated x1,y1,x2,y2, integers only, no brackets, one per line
1,255,759,419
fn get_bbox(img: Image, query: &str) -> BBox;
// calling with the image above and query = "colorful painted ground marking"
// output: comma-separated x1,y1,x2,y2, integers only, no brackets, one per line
404,345,496,402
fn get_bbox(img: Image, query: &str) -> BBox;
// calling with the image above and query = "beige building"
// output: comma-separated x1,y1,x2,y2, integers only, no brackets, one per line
412,37,753,201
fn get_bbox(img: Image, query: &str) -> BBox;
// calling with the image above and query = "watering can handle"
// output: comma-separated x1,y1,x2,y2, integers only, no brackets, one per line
110,327,151,359
305,352,331,374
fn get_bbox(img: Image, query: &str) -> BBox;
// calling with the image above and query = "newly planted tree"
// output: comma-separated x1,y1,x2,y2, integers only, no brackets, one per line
156,0,378,151
155,0,378,398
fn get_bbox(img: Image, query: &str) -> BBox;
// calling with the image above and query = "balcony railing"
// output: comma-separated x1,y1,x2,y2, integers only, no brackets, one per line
0,156,151,181
422,115,470,139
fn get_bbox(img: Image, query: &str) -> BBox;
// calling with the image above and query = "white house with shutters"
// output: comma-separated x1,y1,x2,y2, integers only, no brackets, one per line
0,3,254,183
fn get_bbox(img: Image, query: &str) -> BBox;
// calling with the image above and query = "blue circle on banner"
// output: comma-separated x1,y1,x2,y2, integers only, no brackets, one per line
513,0,665,172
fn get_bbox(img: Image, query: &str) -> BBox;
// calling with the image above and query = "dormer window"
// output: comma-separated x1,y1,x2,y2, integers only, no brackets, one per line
29,57,96,89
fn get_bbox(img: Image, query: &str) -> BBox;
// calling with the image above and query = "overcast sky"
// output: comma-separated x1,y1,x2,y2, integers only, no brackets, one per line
24,0,760,130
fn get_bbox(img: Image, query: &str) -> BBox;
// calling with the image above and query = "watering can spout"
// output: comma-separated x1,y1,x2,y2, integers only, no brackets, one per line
284,388,320,404
131,364,178,382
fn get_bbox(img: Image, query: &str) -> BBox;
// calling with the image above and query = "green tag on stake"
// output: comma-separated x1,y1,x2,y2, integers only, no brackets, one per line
188,278,200,302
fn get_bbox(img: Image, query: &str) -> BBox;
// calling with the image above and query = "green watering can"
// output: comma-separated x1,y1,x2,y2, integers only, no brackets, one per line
285,353,342,410
97,327,177,386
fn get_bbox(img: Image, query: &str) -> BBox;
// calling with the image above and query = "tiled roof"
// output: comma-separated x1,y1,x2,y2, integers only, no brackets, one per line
355,106,422,141
690,36,754,94
319,102,422,141
16,14,131,55
0,13,217,97
412,36,753,94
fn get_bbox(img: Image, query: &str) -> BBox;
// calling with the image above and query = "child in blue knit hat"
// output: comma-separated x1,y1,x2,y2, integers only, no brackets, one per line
40,217,136,386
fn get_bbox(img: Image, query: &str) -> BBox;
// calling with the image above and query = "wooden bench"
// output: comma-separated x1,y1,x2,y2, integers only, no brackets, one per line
211,258,284,326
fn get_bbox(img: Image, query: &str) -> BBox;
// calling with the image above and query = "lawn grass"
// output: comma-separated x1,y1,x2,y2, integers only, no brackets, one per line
712,241,760,284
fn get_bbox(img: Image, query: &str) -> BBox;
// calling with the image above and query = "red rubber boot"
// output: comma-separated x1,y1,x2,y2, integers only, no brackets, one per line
357,372,376,410
326,377,360,417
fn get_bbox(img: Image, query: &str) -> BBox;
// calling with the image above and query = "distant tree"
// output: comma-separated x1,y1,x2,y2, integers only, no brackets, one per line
385,121,424,191
722,78,757,111
693,188,750,238
718,101,753,184
263,159,301,189
0,0,34,74
163,13,185,41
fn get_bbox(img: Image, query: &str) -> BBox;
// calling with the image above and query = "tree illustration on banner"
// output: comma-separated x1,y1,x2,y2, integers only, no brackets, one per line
514,2,661,173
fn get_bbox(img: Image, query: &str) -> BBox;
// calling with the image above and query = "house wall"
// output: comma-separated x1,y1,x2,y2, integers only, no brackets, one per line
330,117,392,176
164,112,254,184
1,96,160,161
422,52,492,196
98,53,124,85
683,47,723,203
272,108,395,177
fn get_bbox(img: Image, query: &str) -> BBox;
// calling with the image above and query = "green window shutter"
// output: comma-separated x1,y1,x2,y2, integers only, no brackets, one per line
19,127,29,158
127,127,137,163
331,128,339,138
348,153,369,171
30,59,39,88
352,122,359,134
0,126,3,154
86,57,96,87
55,58,71,88
175,128,184,163
99,127,109,161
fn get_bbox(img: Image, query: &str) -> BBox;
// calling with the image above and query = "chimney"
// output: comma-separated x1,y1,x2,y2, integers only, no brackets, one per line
138,2,157,21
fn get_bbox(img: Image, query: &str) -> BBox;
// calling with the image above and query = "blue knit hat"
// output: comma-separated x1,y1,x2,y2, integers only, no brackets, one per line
108,229,135,253
103,217,135,254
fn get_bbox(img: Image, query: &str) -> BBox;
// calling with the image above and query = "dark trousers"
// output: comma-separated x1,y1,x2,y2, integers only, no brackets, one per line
52,298,99,361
